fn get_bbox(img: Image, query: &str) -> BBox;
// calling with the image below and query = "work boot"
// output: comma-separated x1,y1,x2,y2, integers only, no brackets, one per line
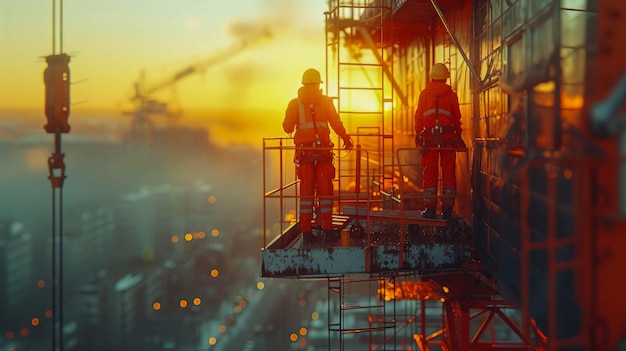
350,222,365,245
421,207,436,219
441,206,453,220
302,231,313,246
324,229,340,243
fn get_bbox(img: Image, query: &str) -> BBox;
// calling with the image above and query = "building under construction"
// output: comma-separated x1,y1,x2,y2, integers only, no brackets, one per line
261,0,626,350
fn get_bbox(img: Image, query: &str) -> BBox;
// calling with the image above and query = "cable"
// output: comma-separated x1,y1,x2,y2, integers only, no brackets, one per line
51,188,56,351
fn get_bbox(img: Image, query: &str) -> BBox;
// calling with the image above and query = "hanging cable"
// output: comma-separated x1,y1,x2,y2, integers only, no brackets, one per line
50,184,56,351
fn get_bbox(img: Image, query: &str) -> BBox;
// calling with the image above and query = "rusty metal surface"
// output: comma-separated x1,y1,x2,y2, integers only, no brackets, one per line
261,229,472,277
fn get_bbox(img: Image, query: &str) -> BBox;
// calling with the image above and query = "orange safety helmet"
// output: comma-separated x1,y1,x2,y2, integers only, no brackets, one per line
302,68,322,84
429,63,450,80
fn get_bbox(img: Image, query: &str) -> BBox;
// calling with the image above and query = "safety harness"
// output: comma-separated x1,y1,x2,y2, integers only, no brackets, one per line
421,95,456,148
295,100,333,164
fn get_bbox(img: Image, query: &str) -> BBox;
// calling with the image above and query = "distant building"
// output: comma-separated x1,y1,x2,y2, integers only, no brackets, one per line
63,206,116,298
117,182,219,261
0,222,33,318
117,187,157,261
79,260,167,351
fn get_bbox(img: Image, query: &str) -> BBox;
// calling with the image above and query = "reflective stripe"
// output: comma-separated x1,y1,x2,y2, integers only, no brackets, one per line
300,208,313,214
299,121,329,130
319,208,333,214
298,101,307,126
423,187,437,206
423,188,437,196
297,101,329,130
441,189,456,204
423,108,452,117
319,200,333,206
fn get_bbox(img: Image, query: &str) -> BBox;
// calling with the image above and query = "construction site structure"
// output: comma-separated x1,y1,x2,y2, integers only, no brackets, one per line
261,0,626,350
125,28,270,145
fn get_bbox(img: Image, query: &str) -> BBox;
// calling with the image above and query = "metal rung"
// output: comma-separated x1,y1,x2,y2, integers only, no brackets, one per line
339,62,386,67
339,86,384,91
338,110,384,115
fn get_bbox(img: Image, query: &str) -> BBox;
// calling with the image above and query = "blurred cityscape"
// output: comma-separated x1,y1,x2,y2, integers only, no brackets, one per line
0,114,327,351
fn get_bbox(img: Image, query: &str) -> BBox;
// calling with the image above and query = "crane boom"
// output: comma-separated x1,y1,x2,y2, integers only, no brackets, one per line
126,28,271,145
136,28,271,101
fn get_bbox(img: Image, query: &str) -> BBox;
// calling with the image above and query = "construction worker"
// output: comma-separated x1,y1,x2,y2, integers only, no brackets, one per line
414,63,465,220
283,68,353,244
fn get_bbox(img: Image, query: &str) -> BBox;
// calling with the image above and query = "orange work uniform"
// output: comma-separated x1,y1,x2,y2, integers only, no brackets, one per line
414,81,462,212
283,85,349,233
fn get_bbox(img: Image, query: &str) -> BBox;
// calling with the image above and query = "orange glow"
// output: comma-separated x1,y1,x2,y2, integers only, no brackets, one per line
285,213,296,222
20,328,29,337
564,169,573,180
211,229,219,237
239,300,247,308
45,310,53,318
6,331,14,339
311,312,319,320
193,297,202,306
298,298,307,307
299,327,307,336
31,318,40,326
234,305,242,314
211,269,219,278
290,333,298,342
37,280,45,288
171,235,179,244
442,286,450,294
208,196,217,204
218,325,226,333
153,302,161,311
1,0,329,148
184,233,193,241
198,231,206,239
208,337,217,345
179,299,188,308
378,280,445,301
561,93,584,110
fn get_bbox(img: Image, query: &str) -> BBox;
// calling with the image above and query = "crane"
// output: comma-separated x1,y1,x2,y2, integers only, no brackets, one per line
126,28,271,144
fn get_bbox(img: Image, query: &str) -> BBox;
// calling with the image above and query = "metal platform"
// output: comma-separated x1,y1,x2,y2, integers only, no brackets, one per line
260,212,473,278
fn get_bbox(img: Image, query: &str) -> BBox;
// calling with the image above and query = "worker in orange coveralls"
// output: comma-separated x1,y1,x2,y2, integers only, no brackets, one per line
415,63,466,220
283,68,353,244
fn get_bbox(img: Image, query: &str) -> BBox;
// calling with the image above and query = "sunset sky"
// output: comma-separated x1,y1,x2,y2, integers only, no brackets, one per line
1,0,328,142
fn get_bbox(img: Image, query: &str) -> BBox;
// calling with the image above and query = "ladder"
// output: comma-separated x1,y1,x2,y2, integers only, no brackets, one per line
325,0,395,211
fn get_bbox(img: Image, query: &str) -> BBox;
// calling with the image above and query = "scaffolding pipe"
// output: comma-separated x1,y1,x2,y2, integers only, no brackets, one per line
357,26,409,108
430,0,482,87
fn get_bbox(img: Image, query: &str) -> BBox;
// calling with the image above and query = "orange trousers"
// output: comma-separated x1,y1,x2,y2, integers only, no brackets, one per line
421,149,456,208
297,160,335,232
